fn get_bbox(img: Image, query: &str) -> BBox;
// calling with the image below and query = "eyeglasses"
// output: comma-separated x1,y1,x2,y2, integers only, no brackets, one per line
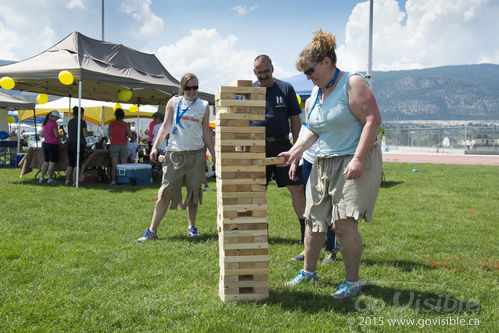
303,60,322,76
253,68,271,76
184,85,199,91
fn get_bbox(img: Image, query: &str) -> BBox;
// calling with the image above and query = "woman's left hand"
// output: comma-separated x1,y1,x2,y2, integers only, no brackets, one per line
343,157,363,180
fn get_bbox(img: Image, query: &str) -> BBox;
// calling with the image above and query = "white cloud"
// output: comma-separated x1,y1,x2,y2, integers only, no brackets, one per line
156,28,294,94
337,0,499,72
120,0,163,38
157,29,257,93
66,0,85,10
232,4,259,16
0,4,58,60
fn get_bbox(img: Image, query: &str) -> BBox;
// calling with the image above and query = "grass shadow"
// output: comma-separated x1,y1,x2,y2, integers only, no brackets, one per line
360,284,481,314
380,180,404,188
266,289,360,313
266,283,480,314
13,178,157,193
268,236,302,246
168,232,218,242
362,259,434,271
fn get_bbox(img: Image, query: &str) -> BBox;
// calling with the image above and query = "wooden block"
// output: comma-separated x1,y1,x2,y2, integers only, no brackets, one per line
216,99,266,108
216,139,265,146
218,86,266,94
219,203,267,212
231,106,252,114
216,126,265,134
216,119,250,127
221,280,268,288
217,112,265,121
218,178,266,185
261,156,284,165
216,165,265,172
249,146,266,153
222,242,268,250
223,255,268,262
223,229,268,237
250,93,266,100
224,268,268,275
231,80,253,87
220,292,269,302
219,216,267,224
216,152,266,159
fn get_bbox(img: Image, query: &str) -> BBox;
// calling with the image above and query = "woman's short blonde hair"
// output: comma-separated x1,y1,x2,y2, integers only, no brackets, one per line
296,29,337,71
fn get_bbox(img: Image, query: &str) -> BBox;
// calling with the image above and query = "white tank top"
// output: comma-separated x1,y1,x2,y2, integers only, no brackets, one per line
167,96,207,151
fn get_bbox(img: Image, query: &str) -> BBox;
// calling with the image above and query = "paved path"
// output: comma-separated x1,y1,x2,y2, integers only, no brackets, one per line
382,152,499,166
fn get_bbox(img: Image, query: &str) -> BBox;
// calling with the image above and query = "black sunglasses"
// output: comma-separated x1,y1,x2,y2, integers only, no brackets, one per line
303,60,322,76
184,85,199,91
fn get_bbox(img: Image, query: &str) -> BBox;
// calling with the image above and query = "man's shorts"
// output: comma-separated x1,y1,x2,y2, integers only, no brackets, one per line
158,148,205,210
66,141,86,167
109,144,128,159
266,139,303,187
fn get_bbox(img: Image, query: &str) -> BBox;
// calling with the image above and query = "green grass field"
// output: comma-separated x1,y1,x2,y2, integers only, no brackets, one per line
0,162,497,332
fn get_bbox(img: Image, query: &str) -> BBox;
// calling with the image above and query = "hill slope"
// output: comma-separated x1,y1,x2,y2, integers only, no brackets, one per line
372,64,499,121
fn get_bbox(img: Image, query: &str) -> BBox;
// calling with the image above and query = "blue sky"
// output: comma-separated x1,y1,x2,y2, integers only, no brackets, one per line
1,0,498,95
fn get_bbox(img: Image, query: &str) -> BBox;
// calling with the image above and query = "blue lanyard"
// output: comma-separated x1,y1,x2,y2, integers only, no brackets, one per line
176,96,197,129
306,68,340,123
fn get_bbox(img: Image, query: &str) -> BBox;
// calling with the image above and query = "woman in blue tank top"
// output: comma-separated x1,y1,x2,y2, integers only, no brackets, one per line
279,29,383,299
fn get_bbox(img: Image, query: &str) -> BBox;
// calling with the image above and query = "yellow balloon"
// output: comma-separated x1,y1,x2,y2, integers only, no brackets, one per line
37,93,48,104
0,76,15,90
296,94,302,106
118,89,132,102
129,105,138,112
58,70,74,85
114,103,122,111
7,116,15,124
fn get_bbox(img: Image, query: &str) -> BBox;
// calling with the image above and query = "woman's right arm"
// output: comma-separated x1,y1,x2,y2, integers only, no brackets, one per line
150,98,174,162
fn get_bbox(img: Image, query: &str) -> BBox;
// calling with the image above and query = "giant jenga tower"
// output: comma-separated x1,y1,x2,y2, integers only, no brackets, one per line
216,80,276,302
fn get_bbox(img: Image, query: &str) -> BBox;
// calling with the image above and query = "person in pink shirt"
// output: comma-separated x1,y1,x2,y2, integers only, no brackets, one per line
39,111,66,184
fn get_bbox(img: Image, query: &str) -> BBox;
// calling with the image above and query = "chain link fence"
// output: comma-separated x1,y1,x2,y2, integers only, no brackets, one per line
382,125,498,148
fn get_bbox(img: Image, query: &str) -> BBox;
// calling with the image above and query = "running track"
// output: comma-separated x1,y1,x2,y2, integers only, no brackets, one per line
382,153,499,166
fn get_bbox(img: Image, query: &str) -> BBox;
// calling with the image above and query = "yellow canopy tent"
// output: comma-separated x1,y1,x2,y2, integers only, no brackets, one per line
17,97,157,126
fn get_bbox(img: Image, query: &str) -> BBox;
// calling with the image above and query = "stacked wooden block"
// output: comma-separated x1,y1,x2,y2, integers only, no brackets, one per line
215,80,269,302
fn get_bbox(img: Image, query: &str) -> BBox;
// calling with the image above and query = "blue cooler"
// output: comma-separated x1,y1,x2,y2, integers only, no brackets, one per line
116,163,152,185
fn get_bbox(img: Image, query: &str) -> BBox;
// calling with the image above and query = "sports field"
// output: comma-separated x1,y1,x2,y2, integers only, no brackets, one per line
0,161,497,332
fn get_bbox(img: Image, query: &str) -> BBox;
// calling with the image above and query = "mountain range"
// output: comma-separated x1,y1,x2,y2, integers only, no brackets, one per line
2,60,498,121
371,63,499,121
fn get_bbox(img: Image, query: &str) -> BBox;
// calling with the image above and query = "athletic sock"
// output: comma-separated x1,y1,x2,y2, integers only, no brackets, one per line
299,218,306,243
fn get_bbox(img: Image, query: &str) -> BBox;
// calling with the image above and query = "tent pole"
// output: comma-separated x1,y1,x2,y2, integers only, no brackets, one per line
136,98,141,161
32,107,38,148
68,94,72,124
75,81,82,188
367,0,373,88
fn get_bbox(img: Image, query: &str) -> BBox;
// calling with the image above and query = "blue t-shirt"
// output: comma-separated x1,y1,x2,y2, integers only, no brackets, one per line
251,78,301,138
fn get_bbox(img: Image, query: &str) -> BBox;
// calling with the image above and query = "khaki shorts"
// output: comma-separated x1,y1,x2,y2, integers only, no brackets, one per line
305,144,383,232
158,148,205,210
109,144,128,159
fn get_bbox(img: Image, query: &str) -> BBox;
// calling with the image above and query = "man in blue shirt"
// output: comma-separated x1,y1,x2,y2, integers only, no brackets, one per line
253,54,306,260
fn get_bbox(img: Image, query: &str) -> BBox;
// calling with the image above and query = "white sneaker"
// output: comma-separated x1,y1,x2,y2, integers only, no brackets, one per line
38,178,44,184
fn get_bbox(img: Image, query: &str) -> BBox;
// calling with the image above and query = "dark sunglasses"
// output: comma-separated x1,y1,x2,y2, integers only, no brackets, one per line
303,60,322,76
184,85,199,91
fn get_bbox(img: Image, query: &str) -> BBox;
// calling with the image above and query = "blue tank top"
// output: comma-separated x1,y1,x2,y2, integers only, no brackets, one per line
308,72,365,156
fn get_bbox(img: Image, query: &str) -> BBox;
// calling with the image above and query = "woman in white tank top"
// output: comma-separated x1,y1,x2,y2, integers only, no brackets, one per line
138,73,215,241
